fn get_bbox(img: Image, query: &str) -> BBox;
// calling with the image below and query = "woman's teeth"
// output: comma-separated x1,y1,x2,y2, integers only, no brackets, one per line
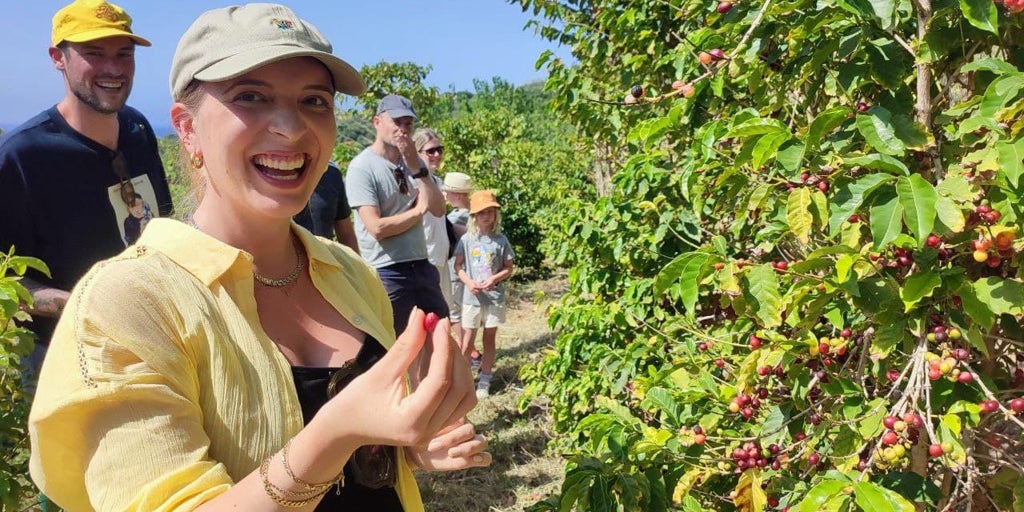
253,154,305,181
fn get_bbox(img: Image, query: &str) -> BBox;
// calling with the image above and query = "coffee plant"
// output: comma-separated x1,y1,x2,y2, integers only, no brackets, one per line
513,0,1024,510
0,248,48,509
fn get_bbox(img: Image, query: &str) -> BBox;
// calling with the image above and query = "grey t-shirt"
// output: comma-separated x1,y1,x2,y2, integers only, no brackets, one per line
454,232,515,306
345,147,427,268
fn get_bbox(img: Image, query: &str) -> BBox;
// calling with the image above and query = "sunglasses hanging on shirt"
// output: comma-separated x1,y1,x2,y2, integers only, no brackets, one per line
392,167,409,195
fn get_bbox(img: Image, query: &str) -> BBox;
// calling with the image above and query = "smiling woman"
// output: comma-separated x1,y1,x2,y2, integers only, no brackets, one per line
27,4,490,512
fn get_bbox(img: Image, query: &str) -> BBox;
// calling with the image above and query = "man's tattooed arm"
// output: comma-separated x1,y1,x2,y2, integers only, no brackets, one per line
21,277,70,318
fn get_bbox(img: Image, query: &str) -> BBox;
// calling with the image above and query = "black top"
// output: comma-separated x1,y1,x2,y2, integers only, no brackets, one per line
294,162,352,239
290,337,404,511
0,106,173,343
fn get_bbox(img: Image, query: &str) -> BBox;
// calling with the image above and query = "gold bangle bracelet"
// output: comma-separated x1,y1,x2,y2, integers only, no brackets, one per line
259,457,324,508
282,439,345,491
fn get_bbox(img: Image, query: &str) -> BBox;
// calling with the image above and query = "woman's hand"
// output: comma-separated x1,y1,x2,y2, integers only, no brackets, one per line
405,419,491,472
317,310,477,451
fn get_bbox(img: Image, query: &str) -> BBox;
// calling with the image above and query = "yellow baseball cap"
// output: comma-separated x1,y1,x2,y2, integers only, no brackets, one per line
52,0,151,47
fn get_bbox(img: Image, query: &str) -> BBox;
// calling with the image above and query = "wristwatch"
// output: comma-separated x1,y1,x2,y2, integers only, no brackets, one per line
411,166,430,179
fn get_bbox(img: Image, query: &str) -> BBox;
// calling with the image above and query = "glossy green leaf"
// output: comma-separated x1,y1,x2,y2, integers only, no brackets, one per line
806,106,852,151
896,174,938,246
971,277,1024,316
654,251,710,296
788,187,814,244
748,183,772,212
752,132,790,172
742,264,783,328
961,58,1018,75
872,320,906,356
934,195,966,234
901,271,942,311
857,398,887,438
844,154,910,176
811,189,829,227
958,281,996,329
854,481,915,512
959,0,998,34
980,74,1024,119
829,173,895,233
856,107,905,155
777,141,806,173
936,175,975,202
726,118,788,138
759,406,787,446
866,0,897,29
4,255,49,277
996,138,1024,190
869,192,904,250
795,481,850,512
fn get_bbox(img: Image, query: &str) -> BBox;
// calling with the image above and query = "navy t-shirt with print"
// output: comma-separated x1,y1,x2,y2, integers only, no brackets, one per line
0,106,173,343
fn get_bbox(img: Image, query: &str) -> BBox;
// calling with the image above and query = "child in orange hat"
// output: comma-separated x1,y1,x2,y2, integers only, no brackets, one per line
453,190,516,398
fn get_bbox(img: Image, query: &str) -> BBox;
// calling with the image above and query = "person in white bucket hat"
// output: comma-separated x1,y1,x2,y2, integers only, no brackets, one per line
440,171,475,352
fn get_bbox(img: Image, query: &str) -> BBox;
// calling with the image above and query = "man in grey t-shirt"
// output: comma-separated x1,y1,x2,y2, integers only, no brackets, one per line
345,94,449,334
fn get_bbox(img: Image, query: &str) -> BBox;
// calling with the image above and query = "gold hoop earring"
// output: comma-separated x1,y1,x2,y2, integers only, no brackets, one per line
190,153,204,169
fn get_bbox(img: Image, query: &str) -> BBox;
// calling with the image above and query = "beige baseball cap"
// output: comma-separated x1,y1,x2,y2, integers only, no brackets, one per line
169,3,364,100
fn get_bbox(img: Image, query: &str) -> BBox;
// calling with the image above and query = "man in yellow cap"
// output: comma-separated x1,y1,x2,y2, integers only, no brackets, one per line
0,0,173,392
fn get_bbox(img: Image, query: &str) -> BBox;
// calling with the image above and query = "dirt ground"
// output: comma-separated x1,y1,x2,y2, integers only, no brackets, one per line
417,276,567,512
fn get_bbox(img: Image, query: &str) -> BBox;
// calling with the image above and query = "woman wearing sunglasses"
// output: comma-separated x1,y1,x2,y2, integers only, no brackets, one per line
412,129,451,299
28,5,488,512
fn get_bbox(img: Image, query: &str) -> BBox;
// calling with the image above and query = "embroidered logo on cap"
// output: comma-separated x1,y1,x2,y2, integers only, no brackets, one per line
95,4,118,22
271,18,295,30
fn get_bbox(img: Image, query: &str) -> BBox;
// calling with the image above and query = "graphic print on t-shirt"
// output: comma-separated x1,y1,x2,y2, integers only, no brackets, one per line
106,174,160,246
468,241,496,282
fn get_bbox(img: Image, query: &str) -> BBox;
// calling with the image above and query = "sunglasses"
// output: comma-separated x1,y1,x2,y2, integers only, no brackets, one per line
112,152,136,206
423,146,444,156
393,167,409,195
326,337,397,489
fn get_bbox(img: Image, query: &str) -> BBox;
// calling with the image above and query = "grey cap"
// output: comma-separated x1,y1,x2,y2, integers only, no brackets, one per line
376,94,417,119
169,3,365,100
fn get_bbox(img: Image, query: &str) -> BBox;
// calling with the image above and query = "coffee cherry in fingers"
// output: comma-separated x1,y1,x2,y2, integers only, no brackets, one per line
423,312,440,331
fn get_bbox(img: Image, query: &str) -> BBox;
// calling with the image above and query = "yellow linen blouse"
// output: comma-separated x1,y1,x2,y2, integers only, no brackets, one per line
28,219,424,512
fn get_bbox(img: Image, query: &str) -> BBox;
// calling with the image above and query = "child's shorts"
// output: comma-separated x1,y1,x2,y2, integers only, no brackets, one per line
462,302,506,329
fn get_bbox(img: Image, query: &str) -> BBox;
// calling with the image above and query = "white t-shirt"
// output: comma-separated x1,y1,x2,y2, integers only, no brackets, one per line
420,175,449,266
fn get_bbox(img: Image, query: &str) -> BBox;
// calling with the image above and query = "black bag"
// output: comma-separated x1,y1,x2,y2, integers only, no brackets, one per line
445,216,458,259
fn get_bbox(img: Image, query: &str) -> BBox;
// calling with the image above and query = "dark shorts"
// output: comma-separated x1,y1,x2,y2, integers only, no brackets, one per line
377,259,450,334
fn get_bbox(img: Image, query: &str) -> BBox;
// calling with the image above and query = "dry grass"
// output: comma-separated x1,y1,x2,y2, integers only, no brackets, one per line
417,276,568,512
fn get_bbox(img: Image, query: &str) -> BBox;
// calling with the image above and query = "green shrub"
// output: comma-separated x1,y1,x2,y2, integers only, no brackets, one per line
0,248,48,509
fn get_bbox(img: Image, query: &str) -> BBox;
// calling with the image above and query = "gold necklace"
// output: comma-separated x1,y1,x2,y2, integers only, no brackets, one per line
190,217,304,288
254,237,304,288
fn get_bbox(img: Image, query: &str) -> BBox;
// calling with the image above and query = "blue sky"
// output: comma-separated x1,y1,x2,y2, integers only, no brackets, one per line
0,1,571,134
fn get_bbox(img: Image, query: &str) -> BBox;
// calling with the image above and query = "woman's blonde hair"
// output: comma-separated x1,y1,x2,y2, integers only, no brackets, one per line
412,128,440,152
466,208,502,237
171,80,207,217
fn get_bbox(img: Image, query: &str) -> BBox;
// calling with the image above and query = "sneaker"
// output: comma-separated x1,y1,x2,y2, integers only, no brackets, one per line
470,353,483,372
475,376,491,398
